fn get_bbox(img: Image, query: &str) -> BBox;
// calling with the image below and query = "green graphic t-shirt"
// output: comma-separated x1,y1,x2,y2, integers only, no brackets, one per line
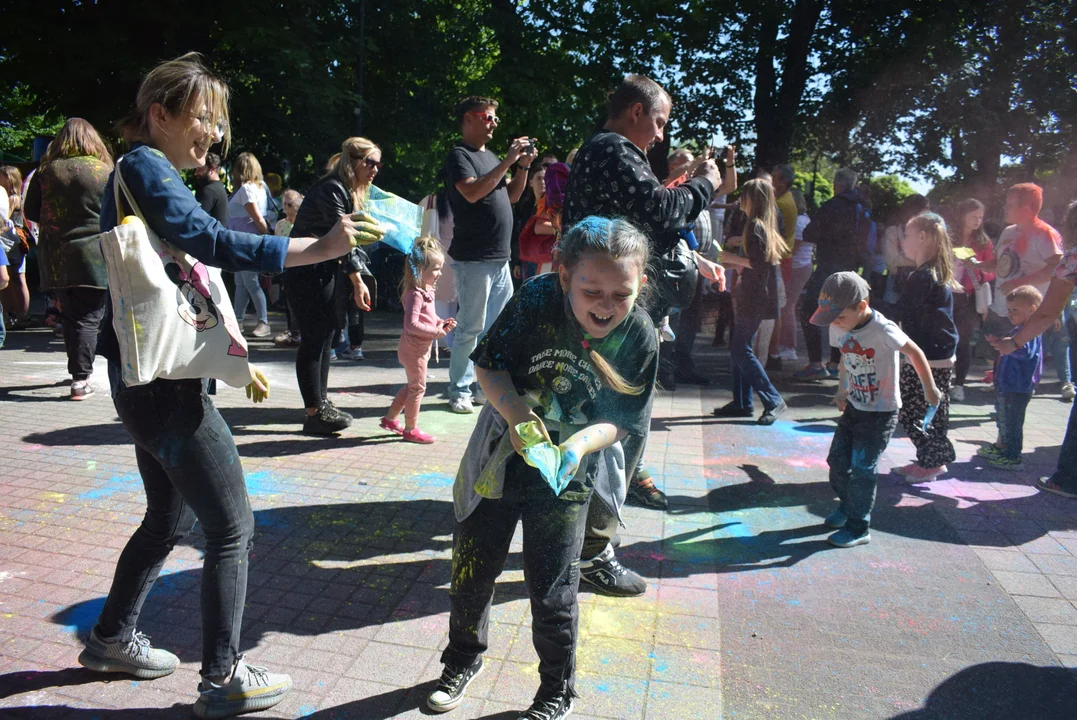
471,273,659,437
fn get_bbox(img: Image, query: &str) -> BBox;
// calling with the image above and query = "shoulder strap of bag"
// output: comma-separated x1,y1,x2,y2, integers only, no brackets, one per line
113,156,147,224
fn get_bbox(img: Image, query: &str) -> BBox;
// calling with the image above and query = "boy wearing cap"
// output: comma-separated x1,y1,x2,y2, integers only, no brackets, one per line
811,272,941,547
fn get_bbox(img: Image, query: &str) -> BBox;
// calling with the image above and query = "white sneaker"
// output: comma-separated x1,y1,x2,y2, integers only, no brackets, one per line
951,385,965,402
251,321,272,338
778,348,798,361
449,397,475,414
339,346,365,361
1063,383,1075,403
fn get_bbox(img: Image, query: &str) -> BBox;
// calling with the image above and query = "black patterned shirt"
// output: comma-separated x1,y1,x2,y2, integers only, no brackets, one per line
562,130,713,253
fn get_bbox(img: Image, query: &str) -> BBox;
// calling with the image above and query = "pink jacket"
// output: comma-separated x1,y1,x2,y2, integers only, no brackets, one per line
402,287,444,340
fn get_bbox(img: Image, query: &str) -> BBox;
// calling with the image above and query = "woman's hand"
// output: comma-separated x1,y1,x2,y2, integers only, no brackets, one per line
246,366,270,403
351,275,372,311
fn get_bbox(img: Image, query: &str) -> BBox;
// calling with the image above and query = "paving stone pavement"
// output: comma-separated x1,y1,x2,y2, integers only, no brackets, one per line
1,313,1076,719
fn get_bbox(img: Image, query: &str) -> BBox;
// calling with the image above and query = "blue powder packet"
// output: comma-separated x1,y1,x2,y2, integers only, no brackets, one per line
516,421,564,492
921,404,938,433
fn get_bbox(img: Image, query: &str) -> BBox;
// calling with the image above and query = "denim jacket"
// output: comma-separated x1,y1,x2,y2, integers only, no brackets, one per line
99,144,289,273
97,144,290,367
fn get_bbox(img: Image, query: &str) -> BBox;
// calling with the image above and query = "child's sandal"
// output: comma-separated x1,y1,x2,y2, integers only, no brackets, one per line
380,417,405,435
403,428,436,444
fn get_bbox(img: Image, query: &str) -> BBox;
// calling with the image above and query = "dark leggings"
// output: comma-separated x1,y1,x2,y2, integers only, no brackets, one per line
292,275,338,408
799,269,843,365
953,292,977,386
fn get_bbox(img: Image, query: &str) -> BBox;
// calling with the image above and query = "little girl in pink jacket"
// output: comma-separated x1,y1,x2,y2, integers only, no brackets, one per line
381,236,456,443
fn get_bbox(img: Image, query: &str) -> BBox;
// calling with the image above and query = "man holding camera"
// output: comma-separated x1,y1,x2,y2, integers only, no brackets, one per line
444,96,537,414
563,74,734,598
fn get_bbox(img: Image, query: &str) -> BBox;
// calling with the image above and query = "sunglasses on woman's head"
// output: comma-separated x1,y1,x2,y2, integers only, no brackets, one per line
363,158,384,171
467,111,499,125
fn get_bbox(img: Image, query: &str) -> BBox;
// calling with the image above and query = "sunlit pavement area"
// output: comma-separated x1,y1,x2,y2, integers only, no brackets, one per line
1,310,1076,719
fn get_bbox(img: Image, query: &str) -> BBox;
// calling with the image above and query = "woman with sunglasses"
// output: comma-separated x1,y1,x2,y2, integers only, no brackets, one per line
285,137,379,434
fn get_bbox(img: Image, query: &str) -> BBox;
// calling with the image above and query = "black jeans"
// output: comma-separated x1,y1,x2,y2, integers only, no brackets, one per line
95,379,253,677
828,406,898,535
54,287,108,381
953,292,977,386
291,274,338,408
672,281,705,374
800,269,843,365
444,454,591,697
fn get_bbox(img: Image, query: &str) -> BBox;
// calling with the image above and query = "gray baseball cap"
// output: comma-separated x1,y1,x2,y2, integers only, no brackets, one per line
809,272,870,326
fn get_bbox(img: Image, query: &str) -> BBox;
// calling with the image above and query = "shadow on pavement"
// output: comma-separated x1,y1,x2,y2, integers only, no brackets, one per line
48,500,529,663
887,661,1077,720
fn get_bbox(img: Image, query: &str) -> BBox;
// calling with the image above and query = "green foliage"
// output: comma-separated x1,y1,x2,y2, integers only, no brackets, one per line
0,84,64,162
2,0,1073,203
794,169,832,210
866,174,917,226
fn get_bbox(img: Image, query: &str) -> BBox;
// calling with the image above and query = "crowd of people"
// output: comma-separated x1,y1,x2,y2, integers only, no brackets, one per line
3,52,1077,720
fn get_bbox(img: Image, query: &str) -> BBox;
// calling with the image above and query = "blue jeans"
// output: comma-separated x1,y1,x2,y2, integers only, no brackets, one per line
95,379,254,677
729,303,782,412
828,406,899,535
448,260,513,400
233,270,268,324
996,391,1032,460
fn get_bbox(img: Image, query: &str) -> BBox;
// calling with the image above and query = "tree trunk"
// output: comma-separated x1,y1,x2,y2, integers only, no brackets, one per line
753,0,824,169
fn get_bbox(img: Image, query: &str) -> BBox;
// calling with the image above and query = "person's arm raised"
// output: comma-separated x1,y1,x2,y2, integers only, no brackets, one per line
455,138,530,204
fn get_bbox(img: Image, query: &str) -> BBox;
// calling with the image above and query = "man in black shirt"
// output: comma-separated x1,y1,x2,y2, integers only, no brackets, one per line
444,95,537,414
193,152,229,226
563,75,728,598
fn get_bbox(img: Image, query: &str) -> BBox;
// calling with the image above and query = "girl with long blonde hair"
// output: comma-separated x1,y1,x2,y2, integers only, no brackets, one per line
713,178,788,425
893,212,960,480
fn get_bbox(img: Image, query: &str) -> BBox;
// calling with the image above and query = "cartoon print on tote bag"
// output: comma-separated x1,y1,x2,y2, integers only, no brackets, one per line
163,258,247,358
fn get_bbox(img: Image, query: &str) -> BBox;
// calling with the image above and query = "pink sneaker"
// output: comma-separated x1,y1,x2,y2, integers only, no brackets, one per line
901,464,947,482
379,417,405,435
402,427,435,444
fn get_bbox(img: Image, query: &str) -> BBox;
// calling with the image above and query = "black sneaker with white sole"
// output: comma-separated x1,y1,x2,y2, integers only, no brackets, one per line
427,658,483,713
518,689,574,720
579,547,647,597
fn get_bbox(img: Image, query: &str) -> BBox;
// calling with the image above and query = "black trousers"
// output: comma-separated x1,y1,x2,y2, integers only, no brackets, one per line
953,292,977,386
444,454,591,697
290,274,338,408
799,269,842,365
55,287,108,381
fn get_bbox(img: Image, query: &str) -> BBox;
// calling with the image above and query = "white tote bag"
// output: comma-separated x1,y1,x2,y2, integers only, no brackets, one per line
100,157,251,388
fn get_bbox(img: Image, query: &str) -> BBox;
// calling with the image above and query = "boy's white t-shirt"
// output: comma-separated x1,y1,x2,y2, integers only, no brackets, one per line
829,309,910,412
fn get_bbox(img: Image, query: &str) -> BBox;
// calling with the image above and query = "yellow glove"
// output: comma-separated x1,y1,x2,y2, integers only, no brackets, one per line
246,366,270,403
350,211,387,247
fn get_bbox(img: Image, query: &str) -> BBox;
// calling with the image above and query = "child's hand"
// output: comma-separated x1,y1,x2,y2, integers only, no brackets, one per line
555,441,582,488
508,411,551,455
834,388,848,413
246,366,270,403
923,381,942,407
1054,318,1063,332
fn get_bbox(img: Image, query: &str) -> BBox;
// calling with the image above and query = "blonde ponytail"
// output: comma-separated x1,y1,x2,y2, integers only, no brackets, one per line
584,342,645,396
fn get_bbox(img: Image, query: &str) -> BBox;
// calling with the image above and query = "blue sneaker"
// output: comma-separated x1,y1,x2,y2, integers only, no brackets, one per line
823,509,847,529
828,528,870,548
793,365,830,381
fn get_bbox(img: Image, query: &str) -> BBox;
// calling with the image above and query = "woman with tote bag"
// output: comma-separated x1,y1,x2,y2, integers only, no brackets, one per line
82,53,371,719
